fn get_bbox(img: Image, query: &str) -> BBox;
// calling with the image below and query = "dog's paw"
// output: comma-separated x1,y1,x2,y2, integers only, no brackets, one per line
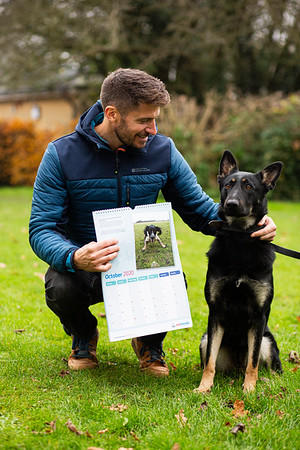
242,382,256,393
193,384,212,394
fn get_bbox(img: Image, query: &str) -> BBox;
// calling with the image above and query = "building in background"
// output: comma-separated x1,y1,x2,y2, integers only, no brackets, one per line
0,89,81,129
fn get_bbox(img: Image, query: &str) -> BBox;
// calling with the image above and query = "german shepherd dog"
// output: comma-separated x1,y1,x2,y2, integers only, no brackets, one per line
195,150,283,394
142,225,166,252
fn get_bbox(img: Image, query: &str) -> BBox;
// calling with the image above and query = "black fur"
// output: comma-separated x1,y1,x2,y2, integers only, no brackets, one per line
142,225,166,251
195,150,283,394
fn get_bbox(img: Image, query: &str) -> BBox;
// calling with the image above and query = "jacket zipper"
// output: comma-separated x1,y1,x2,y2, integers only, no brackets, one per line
115,150,122,207
126,185,130,206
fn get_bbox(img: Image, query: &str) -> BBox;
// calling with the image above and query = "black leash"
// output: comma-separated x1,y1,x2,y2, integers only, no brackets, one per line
270,243,300,260
209,220,300,260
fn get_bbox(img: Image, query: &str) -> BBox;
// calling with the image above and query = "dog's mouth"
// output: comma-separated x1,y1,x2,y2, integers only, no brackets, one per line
224,214,257,229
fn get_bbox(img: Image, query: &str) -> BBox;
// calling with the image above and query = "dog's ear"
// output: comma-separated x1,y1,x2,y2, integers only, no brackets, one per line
259,162,283,191
218,150,239,181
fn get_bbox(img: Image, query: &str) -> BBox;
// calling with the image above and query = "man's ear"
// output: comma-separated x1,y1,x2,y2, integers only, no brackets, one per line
105,105,120,123
218,150,238,181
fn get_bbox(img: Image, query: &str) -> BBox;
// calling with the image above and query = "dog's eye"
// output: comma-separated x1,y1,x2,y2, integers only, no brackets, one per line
246,184,252,190
225,184,231,190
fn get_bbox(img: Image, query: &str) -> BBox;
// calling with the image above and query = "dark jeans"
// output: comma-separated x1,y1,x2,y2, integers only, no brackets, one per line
45,267,167,344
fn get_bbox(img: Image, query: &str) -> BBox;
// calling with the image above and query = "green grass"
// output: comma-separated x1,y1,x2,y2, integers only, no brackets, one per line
0,187,299,450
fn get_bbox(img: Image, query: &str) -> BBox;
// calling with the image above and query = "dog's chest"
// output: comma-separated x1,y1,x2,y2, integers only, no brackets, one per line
207,274,272,310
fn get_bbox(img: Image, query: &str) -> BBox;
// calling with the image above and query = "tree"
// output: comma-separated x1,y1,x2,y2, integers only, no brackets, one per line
0,0,299,105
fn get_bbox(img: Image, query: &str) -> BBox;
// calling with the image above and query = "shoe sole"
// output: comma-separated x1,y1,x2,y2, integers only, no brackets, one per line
68,358,98,370
131,338,169,377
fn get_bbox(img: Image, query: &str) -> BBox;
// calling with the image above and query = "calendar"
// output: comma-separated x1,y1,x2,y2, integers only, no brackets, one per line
92,203,192,341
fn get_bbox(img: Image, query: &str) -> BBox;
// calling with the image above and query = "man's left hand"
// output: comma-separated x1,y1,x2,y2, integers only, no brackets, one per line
251,215,277,242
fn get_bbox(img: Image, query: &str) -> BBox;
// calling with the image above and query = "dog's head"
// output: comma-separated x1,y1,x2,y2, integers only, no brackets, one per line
144,225,162,242
217,150,282,228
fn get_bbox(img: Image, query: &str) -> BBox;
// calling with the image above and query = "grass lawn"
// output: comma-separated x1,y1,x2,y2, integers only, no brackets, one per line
0,187,299,450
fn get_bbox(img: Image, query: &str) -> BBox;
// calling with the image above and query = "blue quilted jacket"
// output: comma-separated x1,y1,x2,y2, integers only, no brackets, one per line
29,101,219,273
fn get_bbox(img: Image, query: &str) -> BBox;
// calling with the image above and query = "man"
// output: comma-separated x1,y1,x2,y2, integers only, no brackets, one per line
29,68,277,377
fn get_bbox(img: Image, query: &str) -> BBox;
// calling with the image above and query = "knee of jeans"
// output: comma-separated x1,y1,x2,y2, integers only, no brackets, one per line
45,273,81,310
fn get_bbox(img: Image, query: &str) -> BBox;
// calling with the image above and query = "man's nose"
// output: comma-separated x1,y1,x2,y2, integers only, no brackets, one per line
145,120,157,135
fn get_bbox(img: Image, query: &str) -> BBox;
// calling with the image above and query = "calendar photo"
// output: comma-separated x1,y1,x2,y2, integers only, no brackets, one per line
93,203,192,342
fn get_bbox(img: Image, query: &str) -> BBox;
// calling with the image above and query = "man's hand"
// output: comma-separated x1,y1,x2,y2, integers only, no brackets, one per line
73,239,119,272
251,215,277,242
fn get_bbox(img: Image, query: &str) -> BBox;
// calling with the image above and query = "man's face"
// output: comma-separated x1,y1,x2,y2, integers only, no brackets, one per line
114,103,160,149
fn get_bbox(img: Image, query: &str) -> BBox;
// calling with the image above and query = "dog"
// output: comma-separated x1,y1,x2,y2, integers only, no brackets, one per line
195,150,283,394
142,225,166,252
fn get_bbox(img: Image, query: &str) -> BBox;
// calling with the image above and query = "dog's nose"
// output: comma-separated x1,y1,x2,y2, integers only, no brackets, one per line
226,199,239,208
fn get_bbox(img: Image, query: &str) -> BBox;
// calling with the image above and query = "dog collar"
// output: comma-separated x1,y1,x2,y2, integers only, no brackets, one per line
208,220,300,260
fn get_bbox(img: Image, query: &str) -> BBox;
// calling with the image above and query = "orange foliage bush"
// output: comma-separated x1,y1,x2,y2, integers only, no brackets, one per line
0,119,66,186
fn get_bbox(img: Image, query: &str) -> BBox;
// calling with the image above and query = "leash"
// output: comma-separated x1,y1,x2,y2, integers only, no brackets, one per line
270,243,300,260
209,220,300,260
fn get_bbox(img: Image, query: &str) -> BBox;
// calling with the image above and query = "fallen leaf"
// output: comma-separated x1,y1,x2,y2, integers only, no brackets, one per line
232,400,249,419
175,409,190,428
275,410,285,419
130,430,140,441
98,313,106,318
168,348,179,355
230,423,246,435
88,447,105,450
169,362,177,370
171,444,181,450
66,419,82,435
296,316,300,322
288,350,300,364
45,420,56,433
291,365,299,373
0,263,7,269
198,401,208,411
97,428,109,434
65,419,92,437
104,403,128,412
14,329,26,334
34,272,45,282
59,369,70,377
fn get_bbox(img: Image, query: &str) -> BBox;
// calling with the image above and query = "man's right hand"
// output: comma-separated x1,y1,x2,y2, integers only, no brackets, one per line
73,239,119,272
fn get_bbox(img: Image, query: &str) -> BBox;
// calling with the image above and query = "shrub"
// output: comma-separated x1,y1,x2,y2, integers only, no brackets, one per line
0,119,61,186
159,92,300,200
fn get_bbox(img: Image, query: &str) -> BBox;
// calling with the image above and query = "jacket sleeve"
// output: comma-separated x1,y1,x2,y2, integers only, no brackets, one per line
29,143,79,273
161,138,219,235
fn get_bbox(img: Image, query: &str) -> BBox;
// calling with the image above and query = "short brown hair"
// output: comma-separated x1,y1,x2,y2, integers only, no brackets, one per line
100,68,170,114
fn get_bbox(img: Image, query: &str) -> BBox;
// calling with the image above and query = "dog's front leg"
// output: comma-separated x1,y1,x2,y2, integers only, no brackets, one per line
243,325,264,393
194,321,224,394
156,236,166,248
142,233,149,251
